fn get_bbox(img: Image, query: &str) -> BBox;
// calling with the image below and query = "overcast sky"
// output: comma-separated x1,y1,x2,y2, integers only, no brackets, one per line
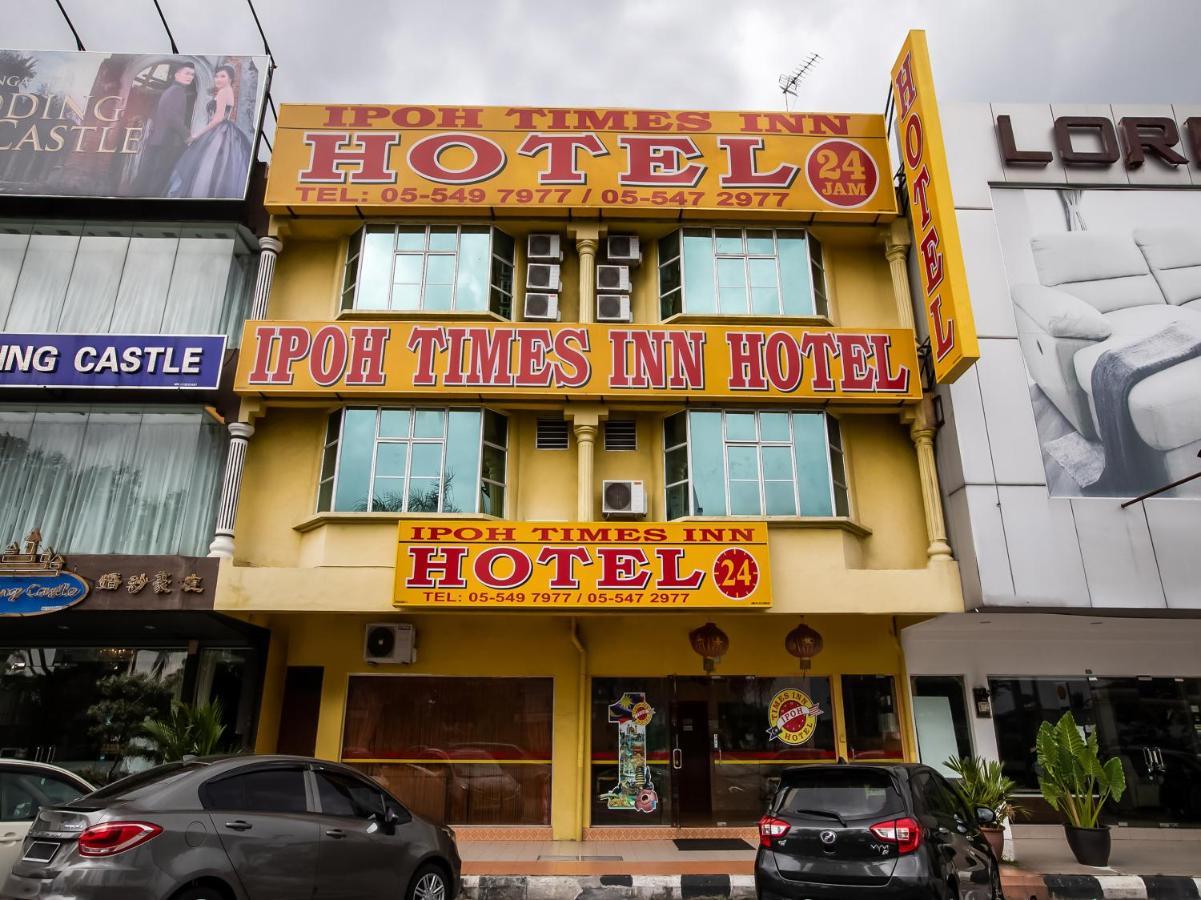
6,0,1199,137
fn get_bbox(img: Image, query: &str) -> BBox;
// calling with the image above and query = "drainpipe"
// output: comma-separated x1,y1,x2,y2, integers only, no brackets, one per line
570,617,587,841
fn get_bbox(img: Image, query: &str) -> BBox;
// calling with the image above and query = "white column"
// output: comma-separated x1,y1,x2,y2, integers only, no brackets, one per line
249,235,283,320
574,421,597,521
209,421,255,558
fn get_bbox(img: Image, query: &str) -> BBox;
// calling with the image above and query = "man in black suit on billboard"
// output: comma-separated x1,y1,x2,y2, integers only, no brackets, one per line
131,61,196,196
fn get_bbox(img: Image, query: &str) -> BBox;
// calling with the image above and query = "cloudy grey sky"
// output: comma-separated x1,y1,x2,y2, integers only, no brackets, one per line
6,0,1198,135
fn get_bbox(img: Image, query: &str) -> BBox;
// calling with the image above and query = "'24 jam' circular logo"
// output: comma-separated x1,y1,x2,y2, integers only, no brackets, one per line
805,139,880,209
712,547,759,600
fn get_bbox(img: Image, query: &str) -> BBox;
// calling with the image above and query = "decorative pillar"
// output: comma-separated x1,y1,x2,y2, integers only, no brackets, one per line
574,421,598,521
249,235,283,320
209,421,255,558
576,237,598,324
883,221,916,331
908,402,953,562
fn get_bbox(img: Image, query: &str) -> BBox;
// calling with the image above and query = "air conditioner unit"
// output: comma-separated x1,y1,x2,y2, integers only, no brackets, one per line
597,265,631,292
526,263,562,292
602,480,647,517
596,294,631,323
524,292,560,321
606,235,642,265
527,233,563,262
364,623,416,665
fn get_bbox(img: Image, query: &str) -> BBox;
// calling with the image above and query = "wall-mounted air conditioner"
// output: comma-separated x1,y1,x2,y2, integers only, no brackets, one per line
606,235,642,265
523,293,560,321
527,234,563,262
602,480,647,517
597,265,631,292
364,623,416,664
526,263,562,292
597,294,632,323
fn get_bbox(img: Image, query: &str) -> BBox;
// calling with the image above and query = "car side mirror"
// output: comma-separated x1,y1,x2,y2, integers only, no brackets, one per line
975,806,997,826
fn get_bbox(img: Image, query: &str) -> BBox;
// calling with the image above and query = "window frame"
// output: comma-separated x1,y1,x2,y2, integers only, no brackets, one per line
657,227,827,319
317,406,507,515
661,410,849,520
341,223,514,316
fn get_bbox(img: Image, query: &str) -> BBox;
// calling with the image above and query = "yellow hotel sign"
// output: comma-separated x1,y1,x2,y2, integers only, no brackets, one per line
266,104,896,218
394,521,772,609
236,321,920,403
891,31,979,383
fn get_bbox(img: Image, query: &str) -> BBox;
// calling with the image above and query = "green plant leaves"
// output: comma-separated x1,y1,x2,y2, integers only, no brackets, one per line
1034,711,1123,829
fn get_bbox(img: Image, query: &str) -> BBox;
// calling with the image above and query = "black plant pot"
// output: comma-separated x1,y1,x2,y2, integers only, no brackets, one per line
1064,824,1111,867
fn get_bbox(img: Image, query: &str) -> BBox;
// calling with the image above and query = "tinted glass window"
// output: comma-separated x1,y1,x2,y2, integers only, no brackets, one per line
776,769,903,820
202,768,307,814
315,770,384,819
89,761,205,801
912,771,960,822
0,771,87,821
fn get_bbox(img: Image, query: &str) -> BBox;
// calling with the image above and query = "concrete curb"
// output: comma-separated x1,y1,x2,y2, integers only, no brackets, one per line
463,873,1201,900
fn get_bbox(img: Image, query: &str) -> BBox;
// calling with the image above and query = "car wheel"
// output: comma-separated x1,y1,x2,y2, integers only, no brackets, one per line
408,863,449,900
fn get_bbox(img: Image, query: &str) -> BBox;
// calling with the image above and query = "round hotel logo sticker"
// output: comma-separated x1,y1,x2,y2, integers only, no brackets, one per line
805,139,880,209
767,689,823,745
712,547,759,600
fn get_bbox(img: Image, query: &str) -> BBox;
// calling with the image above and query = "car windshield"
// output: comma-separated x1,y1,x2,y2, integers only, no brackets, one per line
777,768,904,820
85,761,208,802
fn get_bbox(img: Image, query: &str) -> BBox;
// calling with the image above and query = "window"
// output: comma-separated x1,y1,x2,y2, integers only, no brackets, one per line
0,406,226,555
0,770,87,821
663,410,849,519
0,221,255,344
315,770,385,819
318,408,507,515
603,419,637,451
201,767,308,814
341,676,553,826
842,675,904,761
342,224,515,316
911,676,974,777
657,227,825,319
776,768,904,820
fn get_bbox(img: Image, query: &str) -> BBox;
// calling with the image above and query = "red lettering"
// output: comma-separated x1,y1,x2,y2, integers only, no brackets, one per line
667,331,706,389
246,326,279,383
536,546,592,589
903,114,923,169
309,325,348,387
764,332,803,392
718,136,799,188
870,335,911,392
725,332,766,390
513,329,554,387
474,547,534,589
407,132,506,184
407,546,469,589
910,166,933,228
299,132,399,183
920,229,944,292
894,52,917,118
655,548,705,589
346,326,390,386
268,326,312,385
930,296,956,361
836,334,875,391
406,326,449,386
618,136,706,186
553,328,591,388
516,132,608,184
596,548,652,590
800,332,839,392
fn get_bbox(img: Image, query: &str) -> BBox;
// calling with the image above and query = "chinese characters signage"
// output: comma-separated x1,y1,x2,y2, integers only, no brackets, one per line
237,322,920,403
0,51,269,200
890,31,979,383
0,334,225,389
266,105,896,218
394,521,772,608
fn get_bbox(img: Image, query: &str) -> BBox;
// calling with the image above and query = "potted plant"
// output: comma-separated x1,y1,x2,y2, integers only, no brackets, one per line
944,756,1022,860
141,699,227,763
1035,712,1126,867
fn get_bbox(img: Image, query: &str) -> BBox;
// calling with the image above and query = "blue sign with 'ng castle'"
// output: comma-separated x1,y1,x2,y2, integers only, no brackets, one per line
0,531,90,617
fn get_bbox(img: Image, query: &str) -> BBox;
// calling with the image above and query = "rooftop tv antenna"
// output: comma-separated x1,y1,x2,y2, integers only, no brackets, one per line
779,53,823,111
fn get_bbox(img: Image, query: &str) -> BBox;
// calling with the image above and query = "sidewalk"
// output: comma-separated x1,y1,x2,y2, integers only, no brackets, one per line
458,827,1201,899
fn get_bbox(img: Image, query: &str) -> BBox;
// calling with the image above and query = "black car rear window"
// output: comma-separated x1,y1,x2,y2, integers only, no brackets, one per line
86,761,207,802
200,767,308,814
776,768,905,820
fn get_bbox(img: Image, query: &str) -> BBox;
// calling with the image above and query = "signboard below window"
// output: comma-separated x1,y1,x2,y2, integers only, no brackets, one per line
0,334,225,389
394,520,772,609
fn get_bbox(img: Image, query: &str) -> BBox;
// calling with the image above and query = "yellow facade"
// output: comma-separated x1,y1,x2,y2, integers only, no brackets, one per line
225,104,965,839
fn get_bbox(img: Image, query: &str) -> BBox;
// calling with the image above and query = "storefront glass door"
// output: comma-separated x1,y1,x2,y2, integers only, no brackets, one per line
591,674,902,827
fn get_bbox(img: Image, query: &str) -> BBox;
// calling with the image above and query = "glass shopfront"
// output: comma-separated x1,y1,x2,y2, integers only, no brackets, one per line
590,674,904,827
989,676,1201,826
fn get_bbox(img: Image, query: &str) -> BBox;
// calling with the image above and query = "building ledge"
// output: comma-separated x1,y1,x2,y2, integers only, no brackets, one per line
661,312,834,328
294,511,500,533
676,515,872,538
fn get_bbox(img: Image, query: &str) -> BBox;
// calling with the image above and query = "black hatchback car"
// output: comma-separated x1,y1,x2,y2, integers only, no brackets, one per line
2,755,460,900
756,764,1001,900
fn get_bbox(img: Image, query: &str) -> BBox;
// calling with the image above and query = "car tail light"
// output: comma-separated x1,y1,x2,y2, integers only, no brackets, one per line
869,817,922,854
757,815,791,848
78,821,162,857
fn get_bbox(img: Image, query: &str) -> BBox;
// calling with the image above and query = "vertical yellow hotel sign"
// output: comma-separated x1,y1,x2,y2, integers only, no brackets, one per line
891,31,979,383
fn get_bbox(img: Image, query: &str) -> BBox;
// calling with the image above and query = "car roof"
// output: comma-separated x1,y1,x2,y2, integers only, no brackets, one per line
778,762,927,779
0,759,94,788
